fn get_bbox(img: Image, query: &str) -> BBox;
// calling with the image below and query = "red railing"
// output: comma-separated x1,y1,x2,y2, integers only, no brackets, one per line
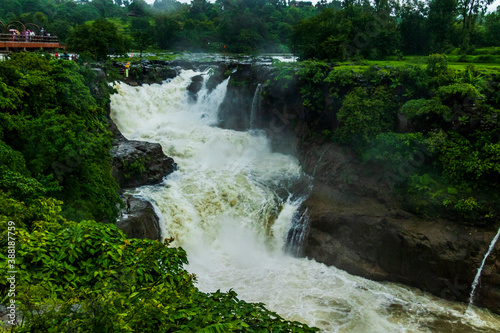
0,33,58,44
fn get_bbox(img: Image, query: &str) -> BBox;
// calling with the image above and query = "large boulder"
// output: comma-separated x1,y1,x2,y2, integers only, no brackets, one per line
187,74,204,102
109,119,177,189
109,118,174,241
115,197,161,240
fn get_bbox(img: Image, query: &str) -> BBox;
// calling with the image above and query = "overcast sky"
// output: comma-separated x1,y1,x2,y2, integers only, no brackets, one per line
145,0,500,13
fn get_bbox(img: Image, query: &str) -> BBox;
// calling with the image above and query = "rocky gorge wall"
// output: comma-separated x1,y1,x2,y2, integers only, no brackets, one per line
211,61,500,314
108,59,500,314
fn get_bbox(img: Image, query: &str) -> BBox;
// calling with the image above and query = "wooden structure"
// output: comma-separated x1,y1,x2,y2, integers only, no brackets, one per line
0,33,63,52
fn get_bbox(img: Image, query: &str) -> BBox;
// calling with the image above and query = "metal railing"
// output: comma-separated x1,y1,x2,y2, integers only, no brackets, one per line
0,33,59,43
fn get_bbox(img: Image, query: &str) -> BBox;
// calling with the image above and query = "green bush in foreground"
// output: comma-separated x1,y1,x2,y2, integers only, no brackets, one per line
0,218,318,332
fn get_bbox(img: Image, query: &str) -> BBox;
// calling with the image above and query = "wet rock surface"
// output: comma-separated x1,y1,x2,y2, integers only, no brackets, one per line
299,140,500,314
187,74,204,102
115,197,161,240
109,119,176,189
109,118,174,241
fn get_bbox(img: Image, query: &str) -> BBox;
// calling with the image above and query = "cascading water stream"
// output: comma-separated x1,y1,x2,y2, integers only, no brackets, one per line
250,83,262,130
468,226,500,306
110,70,500,333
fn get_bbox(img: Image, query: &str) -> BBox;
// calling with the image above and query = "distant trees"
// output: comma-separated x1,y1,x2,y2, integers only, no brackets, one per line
484,6,500,45
130,17,153,57
427,0,458,51
398,0,429,54
66,19,131,60
1,0,500,56
291,6,399,61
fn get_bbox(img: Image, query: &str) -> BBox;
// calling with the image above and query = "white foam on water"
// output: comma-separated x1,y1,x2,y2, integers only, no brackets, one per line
110,71,500,333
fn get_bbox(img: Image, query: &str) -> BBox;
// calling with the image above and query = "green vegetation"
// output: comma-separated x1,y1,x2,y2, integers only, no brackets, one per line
0,218,317,332
66,18,131,61
0,53,119,223
1,0,318,56
1,0,499,328
269,55,500,226
0,53,318,332
3,0,500,58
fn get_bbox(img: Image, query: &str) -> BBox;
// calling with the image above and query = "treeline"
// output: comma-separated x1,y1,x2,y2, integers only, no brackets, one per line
269,56,500,225
2,0,500,58
292,0,500,61
0,0,318,55
0,53,318,332
2,0,500,57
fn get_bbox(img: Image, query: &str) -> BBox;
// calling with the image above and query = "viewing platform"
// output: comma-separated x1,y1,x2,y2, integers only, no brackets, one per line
0,33,63,52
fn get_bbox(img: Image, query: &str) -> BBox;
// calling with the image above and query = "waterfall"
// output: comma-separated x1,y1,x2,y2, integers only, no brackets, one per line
110,69,500,333
468,225,500,306
250,83,262,129
284,206,310,257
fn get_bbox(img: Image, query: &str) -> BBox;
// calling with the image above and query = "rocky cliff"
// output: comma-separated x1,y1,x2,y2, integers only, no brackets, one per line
298,140,500,313
108,110,176,241
214,62,500,314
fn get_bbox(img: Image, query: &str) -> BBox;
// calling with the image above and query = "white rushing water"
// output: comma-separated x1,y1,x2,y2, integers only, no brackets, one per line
110,70,500,333
250,83,262,130
468,226,500,306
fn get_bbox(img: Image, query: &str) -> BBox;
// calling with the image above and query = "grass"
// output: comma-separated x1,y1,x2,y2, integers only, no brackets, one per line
332,53,500,74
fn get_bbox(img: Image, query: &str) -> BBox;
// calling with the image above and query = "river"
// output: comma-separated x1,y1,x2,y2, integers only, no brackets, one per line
110,69,500,333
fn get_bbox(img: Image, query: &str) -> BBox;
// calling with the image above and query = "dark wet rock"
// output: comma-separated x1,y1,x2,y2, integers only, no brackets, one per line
108,118,172,240
187,75,204,102
299,140,500,314
206,64,228,92
109,119,177,189
218,63,272,131
114,61,178,85
116,197,161,240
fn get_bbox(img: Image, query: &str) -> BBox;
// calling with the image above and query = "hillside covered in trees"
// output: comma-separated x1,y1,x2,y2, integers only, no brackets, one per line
1,0,500,57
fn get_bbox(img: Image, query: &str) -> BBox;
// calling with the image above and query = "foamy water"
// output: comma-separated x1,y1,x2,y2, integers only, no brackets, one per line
110,70,500,332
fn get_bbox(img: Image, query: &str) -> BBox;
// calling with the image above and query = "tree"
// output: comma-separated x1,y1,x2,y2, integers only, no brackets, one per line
457,0,494,49
128,0,149,16
427,0,458,51
336,87,396,146
484,6,500,46
154,13,183,49
130,17,153,57
398,0,429,54
0,53,121,222
66,18,131,60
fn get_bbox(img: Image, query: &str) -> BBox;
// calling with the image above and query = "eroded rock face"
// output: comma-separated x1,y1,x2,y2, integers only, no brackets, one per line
299,140,500,314
115,197,161,240
109,119,177,189
187,75,204,102
109,118,174,241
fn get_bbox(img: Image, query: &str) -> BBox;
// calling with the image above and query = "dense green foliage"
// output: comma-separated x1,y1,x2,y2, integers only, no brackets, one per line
0,217,317,332
291,1,500,60
0,52,120,223
1,0,318,55
269,56,500,225
66,18,132,60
